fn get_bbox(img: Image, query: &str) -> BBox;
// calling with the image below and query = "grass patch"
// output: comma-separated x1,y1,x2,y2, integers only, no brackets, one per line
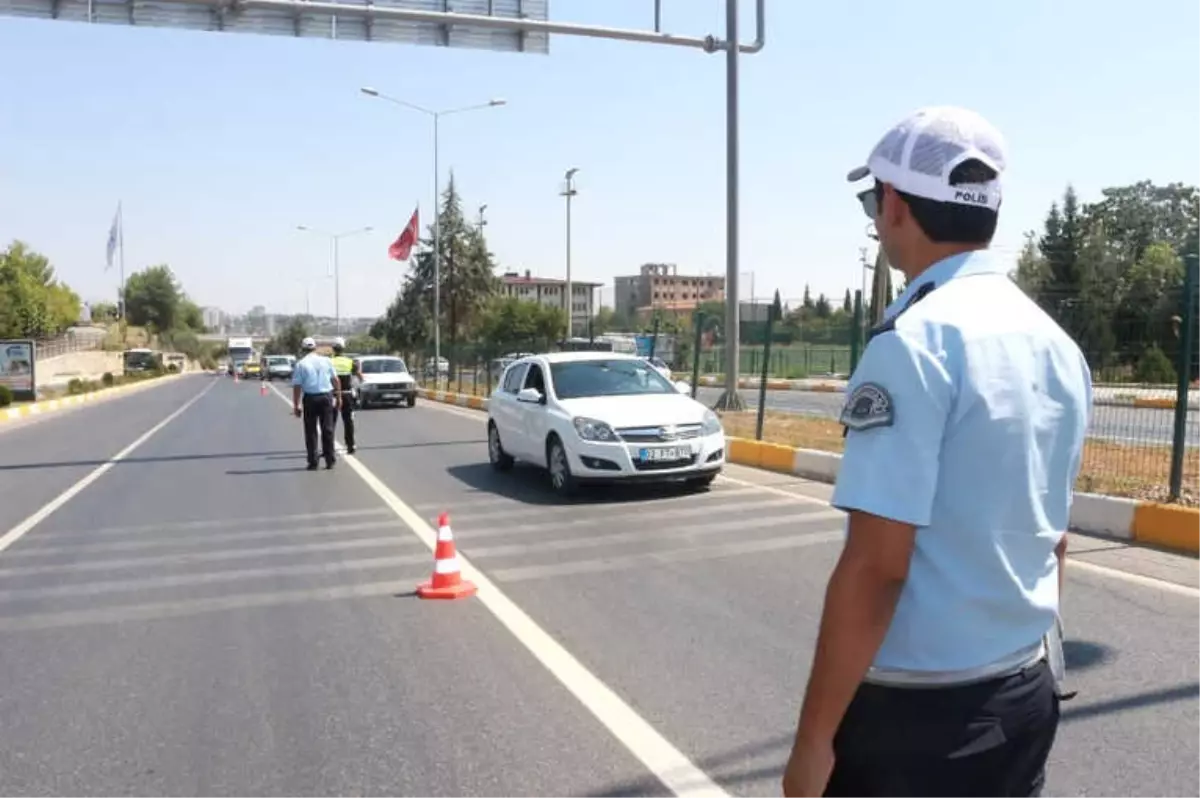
719,410,1199,507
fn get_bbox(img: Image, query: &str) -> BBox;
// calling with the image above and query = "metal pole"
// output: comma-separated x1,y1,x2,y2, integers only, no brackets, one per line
714,0,744,411
755,298,776,440
691,310,704,399
1168,253,1198,501
234,0,767,54
566,185,572,338
118,201,125,323
333,235,341,335
850,289,863,373
433,112,441,384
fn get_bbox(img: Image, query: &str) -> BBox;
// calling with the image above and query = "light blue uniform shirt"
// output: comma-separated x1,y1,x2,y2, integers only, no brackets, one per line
292,353,337,395
832,249,1092,673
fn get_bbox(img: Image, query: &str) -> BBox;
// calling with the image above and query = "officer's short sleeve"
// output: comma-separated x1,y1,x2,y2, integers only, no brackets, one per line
830,330,953,527
291,362,303,387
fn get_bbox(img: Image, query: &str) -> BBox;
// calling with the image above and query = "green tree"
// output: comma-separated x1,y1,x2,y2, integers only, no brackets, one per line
376,276,432,358
266,318,310,356
178,299,205,332
91,301,119,322
124,265,182,332
801,284,814,313
472,296,564,358
814,293,832,319
592,306,618,336
404,175,499,368
0,241,81,339
842,289,852,314
1085,181,1199,263
346,334,389,354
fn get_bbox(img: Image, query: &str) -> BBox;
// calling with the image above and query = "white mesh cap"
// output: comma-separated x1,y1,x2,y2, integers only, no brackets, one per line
847,106,1008,211
301,336,316,350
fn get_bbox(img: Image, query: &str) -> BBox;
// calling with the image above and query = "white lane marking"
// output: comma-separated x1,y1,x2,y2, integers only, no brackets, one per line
1067,558,1200,598
36,507,391,540
716,473,833,507
269,383,727,798
417,394,1198,598
0,380,216,557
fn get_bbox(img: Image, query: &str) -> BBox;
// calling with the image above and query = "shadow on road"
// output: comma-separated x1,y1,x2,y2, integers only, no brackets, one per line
0,439,488,472
1061,681,1200,724
446,462,715,507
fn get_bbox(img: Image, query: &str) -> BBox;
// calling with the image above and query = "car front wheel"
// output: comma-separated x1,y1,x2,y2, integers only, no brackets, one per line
488,422,514,471
546,436,578,498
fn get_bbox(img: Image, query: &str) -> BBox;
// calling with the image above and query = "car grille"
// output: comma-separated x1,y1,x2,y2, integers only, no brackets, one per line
616,423,703,443
371,382,411,391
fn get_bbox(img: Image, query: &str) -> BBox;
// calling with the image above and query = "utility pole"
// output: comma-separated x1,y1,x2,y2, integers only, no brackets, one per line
561,168,579,340
478,204,488,230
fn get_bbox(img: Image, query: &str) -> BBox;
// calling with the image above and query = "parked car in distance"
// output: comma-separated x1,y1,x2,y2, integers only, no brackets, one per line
355,355,417,408
486,351,723,497
261,355,295,381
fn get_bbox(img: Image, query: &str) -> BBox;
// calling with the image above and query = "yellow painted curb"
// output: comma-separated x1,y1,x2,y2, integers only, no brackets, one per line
0,374,182,425
725,436,762,467
466,396,486,410
1132,397,1176,410
1132,503,1200,555
758,441,796,473
809,384,842,393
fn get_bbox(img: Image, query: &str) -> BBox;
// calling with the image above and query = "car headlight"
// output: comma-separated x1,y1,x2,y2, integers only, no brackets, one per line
573,417,618,442
701,409,723,435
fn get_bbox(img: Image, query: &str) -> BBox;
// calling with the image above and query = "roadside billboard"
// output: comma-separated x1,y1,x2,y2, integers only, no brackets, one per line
0,339,36,401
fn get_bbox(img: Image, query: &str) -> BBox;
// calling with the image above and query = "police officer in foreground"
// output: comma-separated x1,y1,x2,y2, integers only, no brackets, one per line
291,336,341,471
782,106,1092,797
329,337,359,454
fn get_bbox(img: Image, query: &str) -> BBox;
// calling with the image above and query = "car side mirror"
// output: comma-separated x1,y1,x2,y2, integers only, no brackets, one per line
517,387,545,404
674,380,691,394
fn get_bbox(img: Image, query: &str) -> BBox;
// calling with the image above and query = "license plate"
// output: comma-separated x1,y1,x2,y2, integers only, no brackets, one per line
638,446,690,463
382,393,399,399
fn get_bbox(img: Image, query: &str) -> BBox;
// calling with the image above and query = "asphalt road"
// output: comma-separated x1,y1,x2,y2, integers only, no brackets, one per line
0,374,1196,796
694,387,1200,447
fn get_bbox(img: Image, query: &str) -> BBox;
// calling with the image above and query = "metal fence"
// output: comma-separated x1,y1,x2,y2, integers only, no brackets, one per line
713,257,1200,505
32,326,109,359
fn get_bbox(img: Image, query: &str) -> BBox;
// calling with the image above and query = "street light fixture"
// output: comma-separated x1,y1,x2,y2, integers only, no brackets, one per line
360,86,507,378
296,224,373,335
561,167,579,339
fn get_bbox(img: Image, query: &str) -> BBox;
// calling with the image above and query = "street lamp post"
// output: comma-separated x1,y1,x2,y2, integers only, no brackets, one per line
296,225,373,336
360,87,506,378
561,168,579,339
478,204,488,230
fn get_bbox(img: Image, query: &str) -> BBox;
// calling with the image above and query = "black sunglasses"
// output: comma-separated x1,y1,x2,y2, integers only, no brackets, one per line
856,181,884,221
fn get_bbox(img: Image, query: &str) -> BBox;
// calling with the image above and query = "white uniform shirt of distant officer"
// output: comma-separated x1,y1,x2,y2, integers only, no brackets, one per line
292,343,337,395
836,107,1092,672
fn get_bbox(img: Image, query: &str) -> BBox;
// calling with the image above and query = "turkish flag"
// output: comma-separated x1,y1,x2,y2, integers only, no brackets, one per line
388,207,419,261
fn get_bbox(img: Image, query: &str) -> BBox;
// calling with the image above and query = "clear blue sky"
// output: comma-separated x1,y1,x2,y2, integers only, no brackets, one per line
1,0,1197,318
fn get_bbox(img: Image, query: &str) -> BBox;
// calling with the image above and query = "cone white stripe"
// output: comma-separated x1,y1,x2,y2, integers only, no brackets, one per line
437,525,454,542
434,555,461,574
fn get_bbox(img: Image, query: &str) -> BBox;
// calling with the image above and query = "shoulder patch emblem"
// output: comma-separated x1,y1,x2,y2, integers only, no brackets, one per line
839,382,894,431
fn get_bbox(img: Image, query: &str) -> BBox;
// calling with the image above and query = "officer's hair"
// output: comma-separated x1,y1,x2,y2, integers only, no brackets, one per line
892,159,1000,245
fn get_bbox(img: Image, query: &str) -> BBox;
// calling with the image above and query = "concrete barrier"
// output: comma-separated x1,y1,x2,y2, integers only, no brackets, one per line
417,387,1199,556
1,373,185,426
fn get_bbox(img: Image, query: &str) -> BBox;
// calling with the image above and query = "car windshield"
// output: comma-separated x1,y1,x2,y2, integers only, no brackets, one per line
362,358,407,374
266,357,290,366
550,359,676,399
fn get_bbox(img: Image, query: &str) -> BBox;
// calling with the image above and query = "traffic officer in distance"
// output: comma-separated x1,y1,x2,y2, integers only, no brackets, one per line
782,106,1092,797
291,336,341,471
329,337,359,455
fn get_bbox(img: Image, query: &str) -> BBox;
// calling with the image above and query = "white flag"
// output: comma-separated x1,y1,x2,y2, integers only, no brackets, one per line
105,202,122,271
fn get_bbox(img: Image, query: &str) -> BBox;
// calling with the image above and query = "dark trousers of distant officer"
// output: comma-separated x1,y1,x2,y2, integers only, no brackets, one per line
302,392,336,467
824,660,1059,797
331,398,356,452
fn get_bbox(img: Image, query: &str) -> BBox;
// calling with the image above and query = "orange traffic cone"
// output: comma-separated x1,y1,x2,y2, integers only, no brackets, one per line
260,381,268,397
417,513,477,600
234,371,239,383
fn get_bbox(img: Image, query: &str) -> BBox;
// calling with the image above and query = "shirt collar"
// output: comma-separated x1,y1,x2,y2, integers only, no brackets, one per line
884,249,1008,320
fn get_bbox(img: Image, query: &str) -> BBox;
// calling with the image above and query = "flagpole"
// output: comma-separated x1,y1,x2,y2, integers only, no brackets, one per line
118,202,126,323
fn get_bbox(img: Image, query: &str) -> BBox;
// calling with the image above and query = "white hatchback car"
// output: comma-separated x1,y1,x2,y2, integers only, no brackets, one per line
486,352,725,496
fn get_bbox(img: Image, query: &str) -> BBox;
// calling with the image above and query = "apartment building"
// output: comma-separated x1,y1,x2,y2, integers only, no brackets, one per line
613,263,725,321
500,270,601,333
